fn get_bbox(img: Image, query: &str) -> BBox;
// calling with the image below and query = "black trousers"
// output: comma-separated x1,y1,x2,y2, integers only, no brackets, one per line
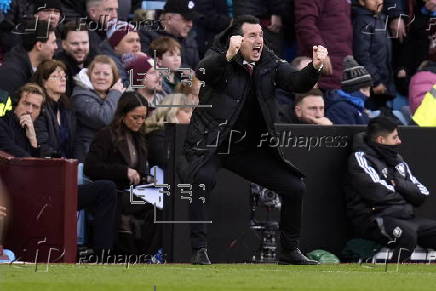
189,145,305,251
118,191,162,255
78,180,118,250
364,216,436,261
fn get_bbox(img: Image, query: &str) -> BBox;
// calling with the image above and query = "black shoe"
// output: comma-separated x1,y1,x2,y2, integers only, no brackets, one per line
278,248,319,265
191,248,212,265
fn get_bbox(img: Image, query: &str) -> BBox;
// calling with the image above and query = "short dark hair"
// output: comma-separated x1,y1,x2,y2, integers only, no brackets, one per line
224,15,260,45
60,21,89,41
294,88,324,105
367,116,399,142
20,19,55,52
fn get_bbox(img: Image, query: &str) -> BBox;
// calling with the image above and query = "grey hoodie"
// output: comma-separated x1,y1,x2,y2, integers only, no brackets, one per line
72,68,122,161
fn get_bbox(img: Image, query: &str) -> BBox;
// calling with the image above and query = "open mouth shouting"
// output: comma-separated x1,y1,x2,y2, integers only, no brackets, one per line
252,44,262,59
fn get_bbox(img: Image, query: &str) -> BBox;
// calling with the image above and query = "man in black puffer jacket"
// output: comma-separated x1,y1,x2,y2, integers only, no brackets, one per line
179,15,328,265
346,116,436,262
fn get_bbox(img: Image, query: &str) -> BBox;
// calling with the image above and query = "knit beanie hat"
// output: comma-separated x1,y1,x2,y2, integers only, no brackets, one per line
341,56,373,93
34,0,62,14
122,53,155,86
107,20,136,48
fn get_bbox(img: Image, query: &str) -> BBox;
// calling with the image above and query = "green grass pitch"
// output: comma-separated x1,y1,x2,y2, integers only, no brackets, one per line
2,263,436,291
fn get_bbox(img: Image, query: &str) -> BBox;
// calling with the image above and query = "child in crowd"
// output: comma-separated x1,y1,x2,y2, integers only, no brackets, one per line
148,37,184,95
325,56,372,125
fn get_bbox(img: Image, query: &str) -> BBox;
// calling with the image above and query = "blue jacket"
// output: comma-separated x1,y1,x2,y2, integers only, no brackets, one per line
352,5,395,96
325,89,370,125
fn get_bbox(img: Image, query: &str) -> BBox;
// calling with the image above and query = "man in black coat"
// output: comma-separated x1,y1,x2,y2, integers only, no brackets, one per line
345,116,436,262
179,15,328,265
0,20,57,99
0,83,44,157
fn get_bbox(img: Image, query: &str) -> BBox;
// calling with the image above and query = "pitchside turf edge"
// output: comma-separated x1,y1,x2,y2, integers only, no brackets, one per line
2,264,436,291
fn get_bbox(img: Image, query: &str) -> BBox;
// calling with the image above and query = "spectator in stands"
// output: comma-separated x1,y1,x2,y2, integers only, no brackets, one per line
0,83,45,157
122,52,165,113
325,56,372,125
55,21,96,97
396,0,436,81
233,0,286,56
32,60,76,158
0,20,57,98
280,88,332,125
294,0,353,90
100,20,141,83
61,0,87,22
0,81,117,257
85,92,161,255
149,37,183,95
411,81,436,126
85,92,149,189
409,56,436,115
146,93,193,131
352,0,396,110
145,93,194,169
345,116,436,262
33,0,62,28
85,0,119,50
139,0,200,69
0,0,34,54
72,55,124,162
0,0,61,59
176,76,202,105
193,0,231,58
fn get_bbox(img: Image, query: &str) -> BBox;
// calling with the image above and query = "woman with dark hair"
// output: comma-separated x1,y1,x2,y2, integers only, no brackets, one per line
72,55,125,161
32,60,77,158
84,91,148,188
84,92,160,255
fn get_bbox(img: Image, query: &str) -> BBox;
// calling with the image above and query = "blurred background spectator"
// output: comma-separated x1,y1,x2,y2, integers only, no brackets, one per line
0,20,57,98
294,0,353,90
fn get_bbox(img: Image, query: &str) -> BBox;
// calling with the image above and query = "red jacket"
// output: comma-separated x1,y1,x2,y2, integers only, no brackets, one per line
294,0,353,89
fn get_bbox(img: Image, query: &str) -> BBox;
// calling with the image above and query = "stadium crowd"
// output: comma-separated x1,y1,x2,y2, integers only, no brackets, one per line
1,0,436,264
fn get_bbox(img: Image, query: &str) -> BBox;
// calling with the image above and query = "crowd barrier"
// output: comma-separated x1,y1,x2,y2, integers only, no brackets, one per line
0,152,77,263
2,124,436,264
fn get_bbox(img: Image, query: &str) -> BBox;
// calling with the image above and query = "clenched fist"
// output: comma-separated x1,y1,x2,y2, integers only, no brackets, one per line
312,45,328,71
226,35,243,61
